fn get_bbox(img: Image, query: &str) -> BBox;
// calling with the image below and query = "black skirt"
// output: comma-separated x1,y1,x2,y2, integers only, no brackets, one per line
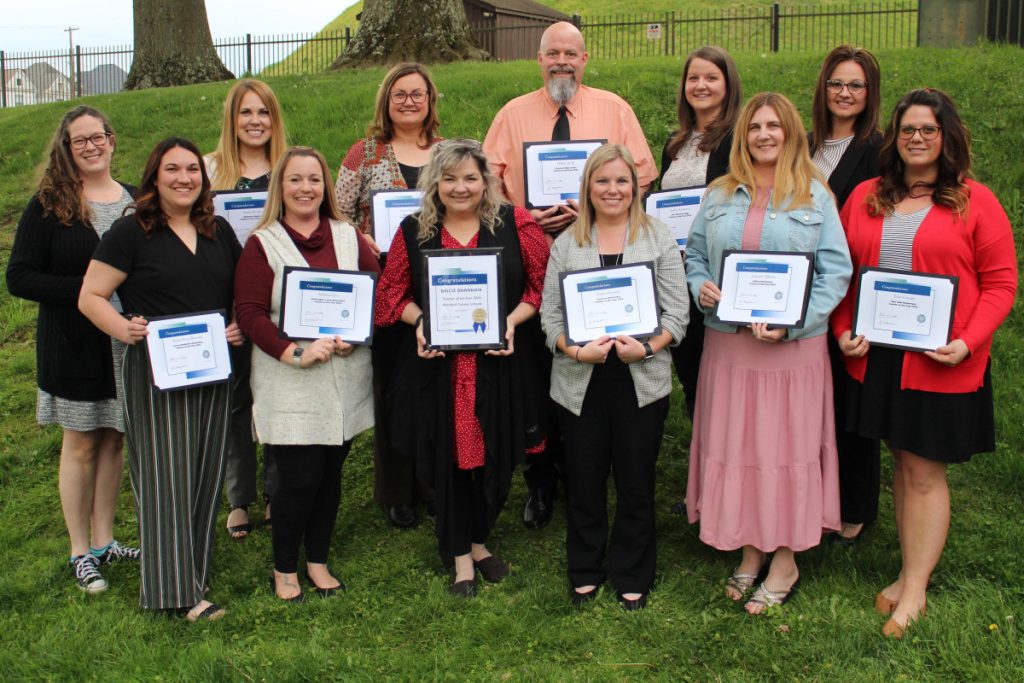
844,346,995,463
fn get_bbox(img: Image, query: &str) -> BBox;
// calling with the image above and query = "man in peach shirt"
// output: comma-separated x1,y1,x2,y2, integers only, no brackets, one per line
483,21,656,531
483,21,656,237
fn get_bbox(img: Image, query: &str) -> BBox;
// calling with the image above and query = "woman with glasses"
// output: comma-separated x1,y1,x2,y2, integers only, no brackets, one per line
7,106,139,594
206,79,289,540
335,63,443,529
832,89,1017,638
810,45,885,547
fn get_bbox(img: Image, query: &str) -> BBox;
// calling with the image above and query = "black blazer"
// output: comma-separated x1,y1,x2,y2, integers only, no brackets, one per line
658,129,734,189
6,184,135,401
810,131,883,210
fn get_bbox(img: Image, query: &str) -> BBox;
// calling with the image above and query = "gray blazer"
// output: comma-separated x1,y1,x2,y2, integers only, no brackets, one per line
540,218,690,416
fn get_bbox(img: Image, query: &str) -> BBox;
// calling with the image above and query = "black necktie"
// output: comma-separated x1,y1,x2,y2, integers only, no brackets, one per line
552,105,570,141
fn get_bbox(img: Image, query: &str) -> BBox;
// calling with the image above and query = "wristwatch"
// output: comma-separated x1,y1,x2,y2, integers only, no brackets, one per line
292,346,304,369
642,341,655,361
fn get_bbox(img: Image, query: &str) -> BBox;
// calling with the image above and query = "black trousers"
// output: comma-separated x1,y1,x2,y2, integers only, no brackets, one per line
669,298,704,421
225,341,278,508
268,442,351,573
559,378,669,594
448,465,489,558
522,398,564,492
828,335,881,525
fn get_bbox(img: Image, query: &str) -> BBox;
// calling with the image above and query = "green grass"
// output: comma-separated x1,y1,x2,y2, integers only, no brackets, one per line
1,47,1023,680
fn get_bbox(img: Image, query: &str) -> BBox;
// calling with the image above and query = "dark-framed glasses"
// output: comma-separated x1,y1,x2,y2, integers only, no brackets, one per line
825,79,867,94
897,125,942,140
390,89,427,104
68,132,112,150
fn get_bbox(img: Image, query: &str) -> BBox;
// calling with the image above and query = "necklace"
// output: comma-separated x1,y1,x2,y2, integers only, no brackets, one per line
598,223,629,267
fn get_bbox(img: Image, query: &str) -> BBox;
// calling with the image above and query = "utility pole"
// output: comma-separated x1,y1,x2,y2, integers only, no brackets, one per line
64,26,77,101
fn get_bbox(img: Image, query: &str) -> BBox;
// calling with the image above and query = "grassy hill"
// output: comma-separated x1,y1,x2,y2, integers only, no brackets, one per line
1,47,1023,680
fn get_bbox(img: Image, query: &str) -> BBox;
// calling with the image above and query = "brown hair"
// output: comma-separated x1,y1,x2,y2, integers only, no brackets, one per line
867,88,971,218
254,146,342,231
37,105,115,226
368,63,440,147
810,45,881,155
665,46,742,159
209,79,288,191
133,137,219,239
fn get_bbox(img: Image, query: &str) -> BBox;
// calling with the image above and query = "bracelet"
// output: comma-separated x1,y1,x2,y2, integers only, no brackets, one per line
574,346,581,362
414,313,423,328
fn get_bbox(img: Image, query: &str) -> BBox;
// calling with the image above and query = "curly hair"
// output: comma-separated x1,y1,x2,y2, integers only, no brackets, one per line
133,137,219,239
810,45,881,154
867,88,971,218
37,105,115,226
414,139,506,244
665,46,742,159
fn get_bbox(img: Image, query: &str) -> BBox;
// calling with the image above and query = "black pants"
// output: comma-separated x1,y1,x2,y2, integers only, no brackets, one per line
522,398,564,492
268,442,351,573
670,298,704,421
225,341,278,508
559,379,669,594
448,465,489,558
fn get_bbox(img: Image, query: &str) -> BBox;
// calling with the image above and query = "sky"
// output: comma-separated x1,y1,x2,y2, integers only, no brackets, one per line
0,0,358,53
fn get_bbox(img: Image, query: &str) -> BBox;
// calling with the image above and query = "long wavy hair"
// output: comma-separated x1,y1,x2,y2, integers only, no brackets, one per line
712,93,824,211
133,137,219,239
37,105,115,226
867,88,971,218
810,45,881,154
209,79,288,190
254,146,342,231
665,46,742,159
570,144,652,247
368,62,440,147
415,139,506,244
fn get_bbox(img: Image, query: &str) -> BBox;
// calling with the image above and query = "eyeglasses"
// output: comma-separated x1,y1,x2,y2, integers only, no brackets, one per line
390,89,427,104
68,133,112,150
825,79,867,95
897,125,942,140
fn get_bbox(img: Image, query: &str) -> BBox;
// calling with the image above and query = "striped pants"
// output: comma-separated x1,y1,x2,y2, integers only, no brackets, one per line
122,344,230,610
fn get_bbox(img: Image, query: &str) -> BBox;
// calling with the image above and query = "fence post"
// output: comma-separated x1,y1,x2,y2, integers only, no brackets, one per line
1,51,6,108
572,14,581,29
345,26,351,50
75,45,83,98
245,33,253,76
771,2,780,52
669,11,676,56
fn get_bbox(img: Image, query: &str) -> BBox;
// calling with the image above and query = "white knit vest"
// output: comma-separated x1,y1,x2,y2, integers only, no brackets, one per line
249,219,374,445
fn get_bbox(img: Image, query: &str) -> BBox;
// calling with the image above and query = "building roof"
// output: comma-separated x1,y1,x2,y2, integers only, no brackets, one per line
25,62,69,91
82,64,128,96
466,0,570,21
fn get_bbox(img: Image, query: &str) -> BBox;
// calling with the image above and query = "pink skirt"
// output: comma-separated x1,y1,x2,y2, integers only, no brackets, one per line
686,329,840,552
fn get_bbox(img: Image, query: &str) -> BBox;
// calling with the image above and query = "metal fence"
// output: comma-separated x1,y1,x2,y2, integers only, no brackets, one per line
988,0,1024,45
0,0,950,109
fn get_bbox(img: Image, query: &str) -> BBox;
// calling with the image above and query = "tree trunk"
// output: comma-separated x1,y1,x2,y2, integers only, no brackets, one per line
125,0,234,90
332,0,489,69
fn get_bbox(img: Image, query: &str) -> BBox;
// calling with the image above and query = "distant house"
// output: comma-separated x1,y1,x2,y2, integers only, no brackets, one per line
25,62,75,104
82,64,128,96
465,0,571,61
2,68,38,107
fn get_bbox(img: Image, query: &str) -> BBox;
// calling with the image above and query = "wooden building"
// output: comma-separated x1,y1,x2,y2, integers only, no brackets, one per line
465,0,572,61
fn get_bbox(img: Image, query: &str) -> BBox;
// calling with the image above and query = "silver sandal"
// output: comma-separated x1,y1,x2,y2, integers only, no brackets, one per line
725,561,769,601
745,576,801,612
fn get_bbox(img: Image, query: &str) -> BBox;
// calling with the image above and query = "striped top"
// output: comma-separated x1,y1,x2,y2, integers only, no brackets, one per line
811,135,854,180
878,205,932,271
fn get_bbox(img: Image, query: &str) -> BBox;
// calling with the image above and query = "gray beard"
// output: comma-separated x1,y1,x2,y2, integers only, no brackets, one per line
546,76,578,105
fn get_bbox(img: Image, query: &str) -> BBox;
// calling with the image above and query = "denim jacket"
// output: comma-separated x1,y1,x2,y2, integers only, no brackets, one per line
685,180,852,340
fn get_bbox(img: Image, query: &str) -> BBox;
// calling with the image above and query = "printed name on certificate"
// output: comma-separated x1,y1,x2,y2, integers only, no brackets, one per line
432,272,491,334
160,324,217,376
577,277,642,330
539,150,587,197
732,261,791,312
872,280,935,335
298,280,357,331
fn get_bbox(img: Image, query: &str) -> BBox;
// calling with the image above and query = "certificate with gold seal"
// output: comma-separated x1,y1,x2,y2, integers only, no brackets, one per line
421,248,507,351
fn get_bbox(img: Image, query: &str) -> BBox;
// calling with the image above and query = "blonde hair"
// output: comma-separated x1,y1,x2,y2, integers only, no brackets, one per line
712,92,825,210
415,139,506,244
209,79,288,191
569,144,651,247
254,147,341,231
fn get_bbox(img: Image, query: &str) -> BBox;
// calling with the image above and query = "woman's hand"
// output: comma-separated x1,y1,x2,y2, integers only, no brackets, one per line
123,315,149,345
924,339,970,367
575,335,614,364
698,280,721,310
416,318,445,359
838,330,869,358
332,337,356,358
225,321,244,347
485,318,516,356
613,335,647,363
300,337,336,368
750,322,786,344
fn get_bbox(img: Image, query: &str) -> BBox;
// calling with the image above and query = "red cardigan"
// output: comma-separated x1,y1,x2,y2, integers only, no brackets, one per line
831,178,1017,393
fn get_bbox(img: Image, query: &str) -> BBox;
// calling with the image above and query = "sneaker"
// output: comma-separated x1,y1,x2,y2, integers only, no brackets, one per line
71,554,108,594
93,540,140,564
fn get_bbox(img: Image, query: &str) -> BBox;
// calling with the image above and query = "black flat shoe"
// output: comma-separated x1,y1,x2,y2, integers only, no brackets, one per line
449,578,476,597
306,572,346,598
570,585,600,606
388,504,418,528
617,591,648,611
473,555,509,583
269,574,304,603
522,486,555,529
830,524,866,547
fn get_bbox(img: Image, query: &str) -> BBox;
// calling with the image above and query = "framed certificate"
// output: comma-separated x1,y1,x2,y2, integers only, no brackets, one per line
370,189,423,253
559,262,661,345
277,266,377,344
421,248,506,351
522,139,606,209
213,190,268,245
712,250,813,328
852,267,958,352
644,186,706,250
145,310,233,392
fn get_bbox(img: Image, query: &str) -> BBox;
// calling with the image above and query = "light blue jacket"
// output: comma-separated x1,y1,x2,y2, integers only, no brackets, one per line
685,180,852,341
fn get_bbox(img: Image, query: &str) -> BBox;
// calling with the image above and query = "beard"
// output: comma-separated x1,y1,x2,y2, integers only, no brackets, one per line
546,72,578,105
